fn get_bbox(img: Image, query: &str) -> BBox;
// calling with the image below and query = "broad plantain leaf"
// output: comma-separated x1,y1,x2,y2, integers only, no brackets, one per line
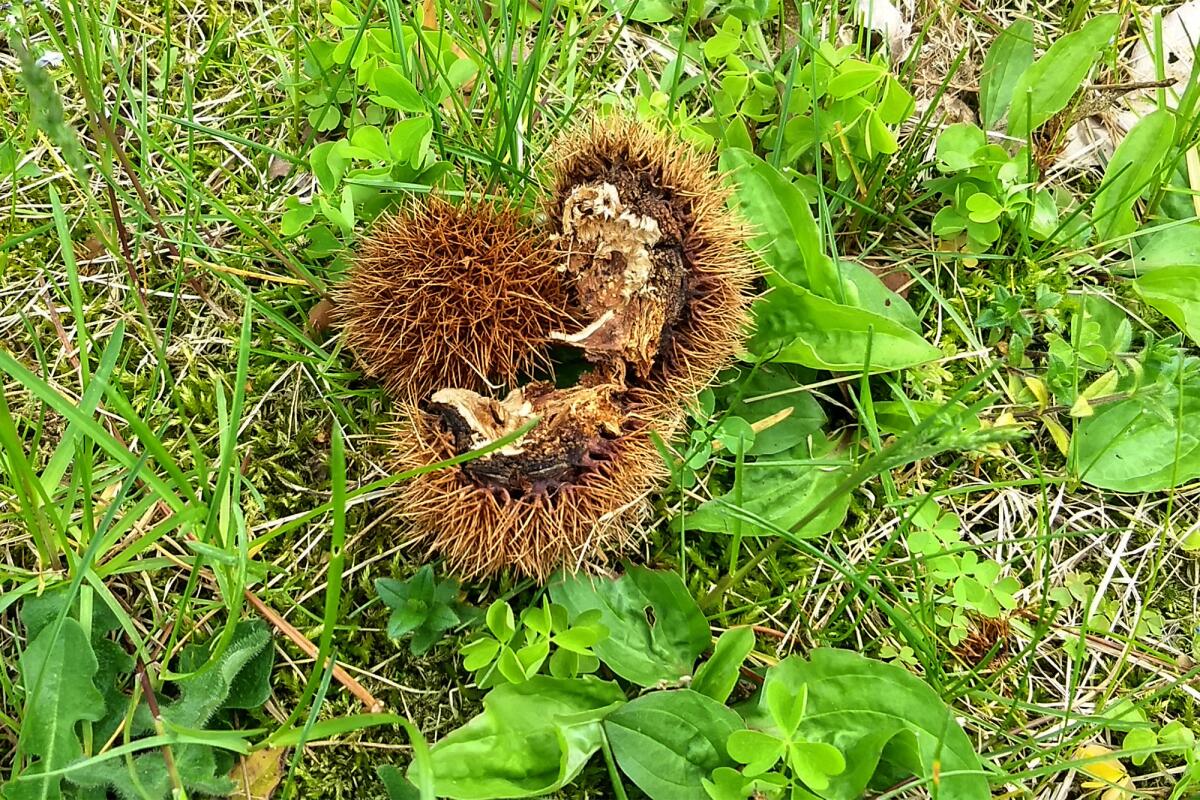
717,365,825,456
1094,109,1176,243
741,649,989,800
1133,266,1200,345
1007,15,1120,138
678,437,851,539
1071,383,1200,492
549,567,710,687
838,260,922,332
979,19,1034,129
720,148,832,293
420,676,625,799
1128,224,1200,275
605,690,744,799
750,282,940,372
691,627,756,704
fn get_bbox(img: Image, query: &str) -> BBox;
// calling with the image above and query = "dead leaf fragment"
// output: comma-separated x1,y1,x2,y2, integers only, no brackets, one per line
228,747,286,800
267,155,294,181
854,0,912,61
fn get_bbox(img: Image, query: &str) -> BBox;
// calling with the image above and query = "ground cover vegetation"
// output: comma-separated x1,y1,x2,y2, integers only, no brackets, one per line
2,0,1200,798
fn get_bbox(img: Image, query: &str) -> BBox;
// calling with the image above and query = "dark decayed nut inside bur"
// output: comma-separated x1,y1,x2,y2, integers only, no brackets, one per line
336,195,573,403
390,379,669,580
547,113,755,418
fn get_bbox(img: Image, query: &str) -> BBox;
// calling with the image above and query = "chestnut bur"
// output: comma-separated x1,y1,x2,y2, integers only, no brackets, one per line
338,114,753,579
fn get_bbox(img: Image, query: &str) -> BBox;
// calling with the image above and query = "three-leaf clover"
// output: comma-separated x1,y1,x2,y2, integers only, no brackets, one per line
725,682,845,795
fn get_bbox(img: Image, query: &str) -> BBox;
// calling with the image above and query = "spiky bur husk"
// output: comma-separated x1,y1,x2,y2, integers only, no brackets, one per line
336,196,573,402
545,113,756,420
954,615,1013,670
388,379,674,580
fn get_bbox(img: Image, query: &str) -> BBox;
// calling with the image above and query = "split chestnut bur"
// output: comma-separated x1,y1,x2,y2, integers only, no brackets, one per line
338,114,753,580
390,379,667,580
547,114,755,420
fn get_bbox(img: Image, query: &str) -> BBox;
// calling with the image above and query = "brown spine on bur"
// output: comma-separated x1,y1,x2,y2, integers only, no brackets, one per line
545,113,757,420
336,195,574,403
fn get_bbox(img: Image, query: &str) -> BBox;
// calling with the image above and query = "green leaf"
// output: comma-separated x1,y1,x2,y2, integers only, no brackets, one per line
605,0,678,23
553,624,608,654
743,650,989,800
165,624,272,728
679,437,851,539
377,567,464,655
486,600,516,643
210,622,274,709
719,148,825,292
461,638,501,671
979,19,1034,129
67,624,272,799
766,679,806,737
1133,267,1200,344
349,124,392,162
789,741,846,793
727,730,786,775
965,192,1004,224
1128,224,1200,275
378,765,421,799
549,568,710,687
714,416,756,455
496,646,527,684
935,123,988,172
309,104,342,132
1094,109,1176,243
877,76,914,124
1007,15,1120,138
827,60,885,99
281,196,315,236
704,32,741,62
422,676,625,799
837,260,922,331
389,116,434,168
749,282,940,372
692,627,756,704
718,365,826,456
371,65,425,112
326,0,358,27
605,690,744,800
1071,385,1200,492
864,109,897,156
1123,728,1157,766
310,140,348,194
304,224,342,257
9,618,105,800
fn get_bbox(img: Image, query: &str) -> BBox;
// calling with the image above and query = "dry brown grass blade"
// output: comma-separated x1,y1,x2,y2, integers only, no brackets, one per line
244,589,385,713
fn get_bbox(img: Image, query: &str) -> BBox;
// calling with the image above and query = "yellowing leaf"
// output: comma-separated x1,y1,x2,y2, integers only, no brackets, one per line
1075,743,1133,799
1044,417,1071,456
1024,376,1049,410
1070,394,1094,418
1081,370,1119,401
